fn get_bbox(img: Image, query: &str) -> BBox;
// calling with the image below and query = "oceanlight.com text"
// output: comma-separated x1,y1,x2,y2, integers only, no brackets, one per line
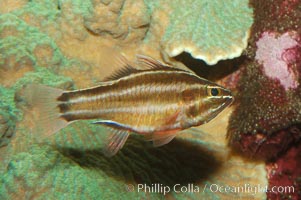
125,183,295,196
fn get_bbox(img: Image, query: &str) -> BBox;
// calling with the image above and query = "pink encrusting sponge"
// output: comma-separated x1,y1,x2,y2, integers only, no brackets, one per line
255,31,300,91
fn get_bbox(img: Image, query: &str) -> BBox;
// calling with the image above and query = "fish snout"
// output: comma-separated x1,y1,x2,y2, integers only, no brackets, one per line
220,88,234,107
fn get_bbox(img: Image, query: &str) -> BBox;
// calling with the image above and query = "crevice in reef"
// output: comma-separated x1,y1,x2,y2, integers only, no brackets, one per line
174,52,246,81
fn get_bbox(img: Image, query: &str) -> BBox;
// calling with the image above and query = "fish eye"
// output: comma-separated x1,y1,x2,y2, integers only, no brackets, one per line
207,87,221,97
211,88,219,96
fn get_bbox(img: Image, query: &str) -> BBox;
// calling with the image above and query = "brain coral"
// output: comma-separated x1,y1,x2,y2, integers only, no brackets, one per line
84,0,150,43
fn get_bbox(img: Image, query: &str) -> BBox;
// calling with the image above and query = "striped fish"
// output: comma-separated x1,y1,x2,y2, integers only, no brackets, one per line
24,54,233,156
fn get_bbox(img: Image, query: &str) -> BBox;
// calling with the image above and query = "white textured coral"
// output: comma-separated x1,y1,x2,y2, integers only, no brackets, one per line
255,32,300,90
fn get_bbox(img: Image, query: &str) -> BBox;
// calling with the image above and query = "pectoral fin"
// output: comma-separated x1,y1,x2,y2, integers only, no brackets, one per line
164,110,181,126
153,134,177,147
93,120,131,157
144,129,180,147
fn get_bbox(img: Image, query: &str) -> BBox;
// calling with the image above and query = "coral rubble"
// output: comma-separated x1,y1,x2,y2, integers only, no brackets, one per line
266,140,301,200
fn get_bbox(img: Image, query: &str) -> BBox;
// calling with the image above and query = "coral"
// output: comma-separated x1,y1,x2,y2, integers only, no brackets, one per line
0,5,83,172
228,0,301,156
0,14,63,87
0,114,15,148
0,86,19,173
228,64,301,143
245,0,301,59
84,0,150,43
155,0,253,65
0,90,17,148
0,0,27,13
266,142,301,200
227,0,301,198
82,0,253,65
231,125,301,160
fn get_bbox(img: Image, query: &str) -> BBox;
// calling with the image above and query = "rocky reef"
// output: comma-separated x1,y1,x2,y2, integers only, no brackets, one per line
0,0,299,199
227,0,301,199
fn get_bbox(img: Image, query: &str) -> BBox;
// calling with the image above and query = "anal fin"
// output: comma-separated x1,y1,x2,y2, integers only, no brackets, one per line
103,128,129,157
93,120,131,157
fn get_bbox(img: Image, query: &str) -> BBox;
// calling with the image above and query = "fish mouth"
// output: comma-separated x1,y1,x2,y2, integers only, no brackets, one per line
222,95,234,99
202,95,234,124
224,95,234,107
220,95,234,110
221,88,234,105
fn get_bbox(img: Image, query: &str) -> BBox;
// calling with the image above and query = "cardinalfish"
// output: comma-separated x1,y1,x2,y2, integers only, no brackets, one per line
24,54,233,156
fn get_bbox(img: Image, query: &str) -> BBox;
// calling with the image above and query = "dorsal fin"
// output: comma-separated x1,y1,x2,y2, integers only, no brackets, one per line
103,53,140,81
136,54,170,69
137,54,192,73
103,65,140,81
103,53,193,81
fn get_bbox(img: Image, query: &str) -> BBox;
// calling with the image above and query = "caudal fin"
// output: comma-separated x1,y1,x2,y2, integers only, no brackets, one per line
24,84,71,138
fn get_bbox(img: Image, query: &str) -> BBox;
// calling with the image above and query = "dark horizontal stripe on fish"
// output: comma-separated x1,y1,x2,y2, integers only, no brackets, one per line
61,70,202,104
57,70,207,122
60,100,181,121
